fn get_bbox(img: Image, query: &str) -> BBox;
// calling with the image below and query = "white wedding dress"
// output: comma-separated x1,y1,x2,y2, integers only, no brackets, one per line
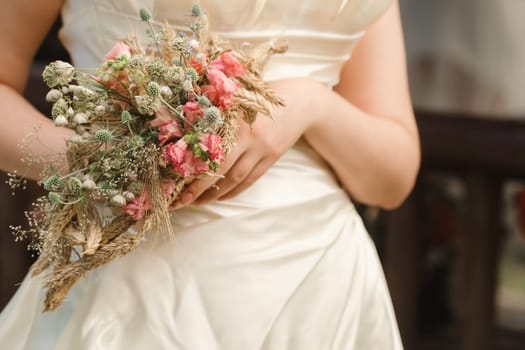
0,0,403,349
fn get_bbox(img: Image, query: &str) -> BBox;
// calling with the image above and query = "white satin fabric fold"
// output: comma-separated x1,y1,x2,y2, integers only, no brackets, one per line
59,0,392,87
0,0,403,349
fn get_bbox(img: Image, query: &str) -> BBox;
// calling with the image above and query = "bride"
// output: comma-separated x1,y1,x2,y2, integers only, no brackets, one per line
0,0,419,349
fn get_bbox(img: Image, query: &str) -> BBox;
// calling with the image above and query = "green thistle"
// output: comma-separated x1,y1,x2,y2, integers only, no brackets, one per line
191,4,202,17
139,8,152,22
147,81,161,96
43,175,62,191
66,177,83,196
121,110,133,124
186,67,199,82
95,129,113,143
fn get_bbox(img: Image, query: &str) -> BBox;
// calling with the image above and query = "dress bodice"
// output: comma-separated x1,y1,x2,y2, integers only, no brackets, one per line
60,0,392,87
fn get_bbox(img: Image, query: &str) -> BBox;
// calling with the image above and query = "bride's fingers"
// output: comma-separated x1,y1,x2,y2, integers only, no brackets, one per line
218,157,274,201
195,152,260,204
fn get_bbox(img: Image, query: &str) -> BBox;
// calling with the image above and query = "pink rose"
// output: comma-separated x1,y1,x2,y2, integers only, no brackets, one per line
209,52,246,78
164,139,188,173
104,42,132,61
205,68,240,109
182,101,204,124
181,151,209,176
158,120,184,145
124,191,151,220
199,133,225,162
163,140,209,176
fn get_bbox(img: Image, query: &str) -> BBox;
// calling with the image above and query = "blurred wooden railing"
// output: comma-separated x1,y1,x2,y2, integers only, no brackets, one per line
385,111,525,350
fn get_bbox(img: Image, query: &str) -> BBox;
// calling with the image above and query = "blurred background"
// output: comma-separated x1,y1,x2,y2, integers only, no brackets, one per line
1,1,525,349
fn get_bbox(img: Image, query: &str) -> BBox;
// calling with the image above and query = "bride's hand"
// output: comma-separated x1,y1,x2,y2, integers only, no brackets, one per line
173,78,322,207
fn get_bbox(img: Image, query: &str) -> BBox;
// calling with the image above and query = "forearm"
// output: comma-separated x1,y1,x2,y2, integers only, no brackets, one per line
0,84,73,180
304,82,420,209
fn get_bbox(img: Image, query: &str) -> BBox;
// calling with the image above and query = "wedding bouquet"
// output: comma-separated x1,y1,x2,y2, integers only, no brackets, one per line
11,6,286,311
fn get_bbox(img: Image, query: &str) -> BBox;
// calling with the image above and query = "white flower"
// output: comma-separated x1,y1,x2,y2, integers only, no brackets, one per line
42,60,75,87
182,80,193,92
54,115,68,126
187,39,200,52
73,113,89,124
122,191,135,201
95,105,106,116
160,86,173,99
68,134,83,143
110,194,127,207
45,89,63,102
81,179,97,190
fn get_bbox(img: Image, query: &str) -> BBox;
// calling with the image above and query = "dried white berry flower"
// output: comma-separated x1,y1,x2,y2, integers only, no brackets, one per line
54,115,68,127
122,191,135,201
95,105,106,116
110,194,127,207
182,80,193,92
187,39,200,52
73,113,89,124
68,134,84,143
160,86,173,99
42,60,75,87
81,179,97,190
51,98,68,117
45,89,63,102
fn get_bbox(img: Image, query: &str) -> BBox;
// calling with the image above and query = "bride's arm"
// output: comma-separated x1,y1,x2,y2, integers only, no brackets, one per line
304,1,420,209
0,0,72,180
176,1,420,210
